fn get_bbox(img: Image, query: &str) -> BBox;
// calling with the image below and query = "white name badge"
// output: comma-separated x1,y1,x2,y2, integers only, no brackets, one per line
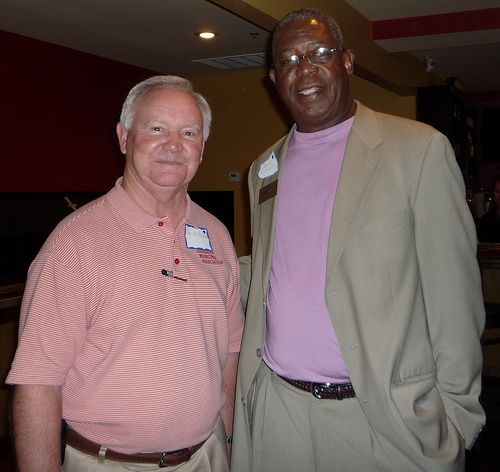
258,151,278,179
185,224,212,251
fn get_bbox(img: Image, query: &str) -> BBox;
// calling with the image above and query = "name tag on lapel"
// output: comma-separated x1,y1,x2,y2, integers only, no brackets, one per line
258,180,278,204
258,151,278,179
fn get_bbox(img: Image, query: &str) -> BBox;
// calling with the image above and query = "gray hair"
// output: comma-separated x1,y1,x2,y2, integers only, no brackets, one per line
272,9,346,63
120,75,212,141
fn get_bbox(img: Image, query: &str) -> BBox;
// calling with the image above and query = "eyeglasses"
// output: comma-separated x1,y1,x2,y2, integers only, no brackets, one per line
274,47,346,72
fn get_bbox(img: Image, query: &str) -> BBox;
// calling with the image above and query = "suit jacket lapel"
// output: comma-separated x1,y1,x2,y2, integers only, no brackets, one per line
256,131,293,293
326,103,383,281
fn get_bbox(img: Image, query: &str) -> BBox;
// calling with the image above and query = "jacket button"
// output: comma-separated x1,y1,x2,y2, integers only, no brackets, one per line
256,348,262,358
242,398,247,406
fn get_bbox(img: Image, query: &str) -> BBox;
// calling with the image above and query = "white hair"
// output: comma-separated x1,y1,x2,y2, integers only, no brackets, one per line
120,75,212,141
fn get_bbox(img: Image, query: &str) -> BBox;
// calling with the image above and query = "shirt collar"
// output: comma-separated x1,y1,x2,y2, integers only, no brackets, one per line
107,177,196,232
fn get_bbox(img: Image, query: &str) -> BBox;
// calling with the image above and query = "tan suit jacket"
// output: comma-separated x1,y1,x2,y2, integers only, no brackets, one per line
232,102,485,471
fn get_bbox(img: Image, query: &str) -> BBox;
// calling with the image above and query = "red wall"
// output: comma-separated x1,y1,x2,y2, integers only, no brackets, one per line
0,30,160,192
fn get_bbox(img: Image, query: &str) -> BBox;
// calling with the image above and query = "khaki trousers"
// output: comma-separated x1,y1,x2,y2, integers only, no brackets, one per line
249,362,464,472
62,416,229,472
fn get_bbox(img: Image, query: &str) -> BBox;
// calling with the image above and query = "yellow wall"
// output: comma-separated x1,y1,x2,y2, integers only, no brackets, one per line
189,68,416,256
189,69,288,256
350,75,416,120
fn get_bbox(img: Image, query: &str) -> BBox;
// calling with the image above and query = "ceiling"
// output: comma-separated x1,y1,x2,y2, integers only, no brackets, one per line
348,0,500,94
0,0,272,76
0,0,499,94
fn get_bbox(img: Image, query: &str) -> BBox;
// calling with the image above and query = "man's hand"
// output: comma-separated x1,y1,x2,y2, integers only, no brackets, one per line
221,352,239,462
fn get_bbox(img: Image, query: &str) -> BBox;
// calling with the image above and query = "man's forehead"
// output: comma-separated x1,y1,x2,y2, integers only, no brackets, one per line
136,88,201,115
279,18,327,35
276,18,333,47
129,90,203,133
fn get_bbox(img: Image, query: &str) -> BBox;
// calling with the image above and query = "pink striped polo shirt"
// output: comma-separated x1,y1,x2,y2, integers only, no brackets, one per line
264,118,353,383
7,178,244,453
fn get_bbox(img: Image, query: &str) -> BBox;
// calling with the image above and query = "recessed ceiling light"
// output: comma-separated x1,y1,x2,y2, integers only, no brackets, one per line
196,32,219,39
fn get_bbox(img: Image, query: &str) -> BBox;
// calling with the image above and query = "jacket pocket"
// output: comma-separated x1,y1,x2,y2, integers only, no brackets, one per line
391,374,461,458
357,210,407,239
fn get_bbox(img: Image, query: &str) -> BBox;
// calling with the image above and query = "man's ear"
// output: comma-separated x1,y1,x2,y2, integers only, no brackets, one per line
269,67,277,86
116,122,128,155
344,50,355,77
199,141,205,164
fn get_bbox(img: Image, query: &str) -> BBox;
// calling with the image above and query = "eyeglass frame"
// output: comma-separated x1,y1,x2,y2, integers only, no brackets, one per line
273,47,347,72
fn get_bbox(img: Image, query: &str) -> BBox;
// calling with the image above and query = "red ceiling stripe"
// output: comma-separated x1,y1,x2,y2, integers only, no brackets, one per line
372,8,500,40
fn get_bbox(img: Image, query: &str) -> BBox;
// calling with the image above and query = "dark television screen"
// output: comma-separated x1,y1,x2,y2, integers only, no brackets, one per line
481,108,500,163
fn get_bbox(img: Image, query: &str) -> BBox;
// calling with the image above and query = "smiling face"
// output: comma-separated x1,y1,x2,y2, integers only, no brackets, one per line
270,17,355,133
117,87,205,199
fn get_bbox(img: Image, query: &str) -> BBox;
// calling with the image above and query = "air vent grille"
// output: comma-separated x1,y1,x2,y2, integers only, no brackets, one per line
193,53,267,70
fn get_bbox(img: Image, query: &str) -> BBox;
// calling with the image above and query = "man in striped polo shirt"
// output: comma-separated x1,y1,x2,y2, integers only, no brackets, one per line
7,76,245,472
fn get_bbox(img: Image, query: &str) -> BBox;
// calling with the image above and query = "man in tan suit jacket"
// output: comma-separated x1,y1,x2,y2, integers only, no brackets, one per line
231,8,485,472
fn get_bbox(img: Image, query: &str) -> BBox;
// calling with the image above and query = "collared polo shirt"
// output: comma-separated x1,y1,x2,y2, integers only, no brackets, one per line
7,178,244,454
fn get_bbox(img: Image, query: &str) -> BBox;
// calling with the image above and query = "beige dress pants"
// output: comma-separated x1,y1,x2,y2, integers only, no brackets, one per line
62,416,229,472
248,362,464,472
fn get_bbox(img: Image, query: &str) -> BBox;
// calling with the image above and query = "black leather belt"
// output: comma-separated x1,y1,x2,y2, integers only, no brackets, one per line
66,427,206,467
279,376,355,400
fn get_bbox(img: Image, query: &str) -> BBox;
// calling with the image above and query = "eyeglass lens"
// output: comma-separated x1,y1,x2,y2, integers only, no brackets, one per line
278,47,336,70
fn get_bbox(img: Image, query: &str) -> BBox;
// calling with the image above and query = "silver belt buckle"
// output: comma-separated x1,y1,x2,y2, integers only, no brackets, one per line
311,382,334,399
311,382,345,400
158,448,190,468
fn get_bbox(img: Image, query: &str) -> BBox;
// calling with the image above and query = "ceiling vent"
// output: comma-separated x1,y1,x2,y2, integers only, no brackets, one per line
193,52,267,70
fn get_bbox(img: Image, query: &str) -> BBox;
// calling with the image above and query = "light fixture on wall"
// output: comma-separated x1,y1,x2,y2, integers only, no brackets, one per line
425,55,435,72
195,32,219,39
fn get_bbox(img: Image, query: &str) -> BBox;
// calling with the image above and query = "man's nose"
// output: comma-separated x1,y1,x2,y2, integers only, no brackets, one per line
162,133,182,151
296,55,318,76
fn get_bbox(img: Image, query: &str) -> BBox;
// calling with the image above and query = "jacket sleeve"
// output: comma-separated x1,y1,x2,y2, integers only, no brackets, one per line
413,131,485,449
